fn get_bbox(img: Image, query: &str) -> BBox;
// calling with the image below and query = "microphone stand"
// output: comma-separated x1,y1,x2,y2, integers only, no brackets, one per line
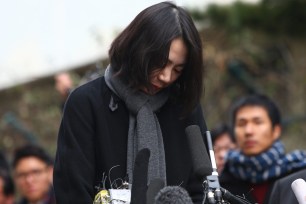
202,131,252,204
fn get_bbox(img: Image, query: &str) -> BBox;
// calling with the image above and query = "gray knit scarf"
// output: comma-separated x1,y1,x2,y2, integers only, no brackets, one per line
104,65,169,184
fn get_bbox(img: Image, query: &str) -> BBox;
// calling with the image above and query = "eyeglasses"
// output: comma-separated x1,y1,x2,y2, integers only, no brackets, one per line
15,166,49,181
214,144,235,153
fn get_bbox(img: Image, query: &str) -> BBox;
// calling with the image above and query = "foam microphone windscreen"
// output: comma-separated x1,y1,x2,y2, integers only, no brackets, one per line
130,148,150,204
146,178,165,204
155,186,193,204
291,178,306,204
185,125,213,178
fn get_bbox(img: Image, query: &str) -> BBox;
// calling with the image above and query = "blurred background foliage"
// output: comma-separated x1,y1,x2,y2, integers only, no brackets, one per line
1,0,306,160
192,0,306,36
192,0,306,152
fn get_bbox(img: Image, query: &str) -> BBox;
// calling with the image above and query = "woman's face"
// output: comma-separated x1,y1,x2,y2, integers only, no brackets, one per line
142,37,188,95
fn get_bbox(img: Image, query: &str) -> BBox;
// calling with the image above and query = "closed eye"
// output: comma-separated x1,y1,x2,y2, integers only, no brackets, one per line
174,66,184,74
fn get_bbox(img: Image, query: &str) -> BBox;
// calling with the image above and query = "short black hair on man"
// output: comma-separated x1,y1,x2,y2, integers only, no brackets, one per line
109,1,204,116
0,168,15,196
230,94,281,129
211,123,235,144
12,144,53,168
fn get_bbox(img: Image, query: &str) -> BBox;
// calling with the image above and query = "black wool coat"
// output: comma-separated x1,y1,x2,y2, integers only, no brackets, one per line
53,76,208,204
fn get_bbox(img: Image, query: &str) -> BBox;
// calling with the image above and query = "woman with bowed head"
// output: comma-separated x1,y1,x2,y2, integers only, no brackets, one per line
54,2,208,203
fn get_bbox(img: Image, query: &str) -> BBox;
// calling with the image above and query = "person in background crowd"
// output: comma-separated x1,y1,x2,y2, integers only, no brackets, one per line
0,152,10,173
54,1,208,203
220,94,306,204
12,144,55,204
210,123,236,174
54,72,73,110
0,168,15,204
269,168,306,204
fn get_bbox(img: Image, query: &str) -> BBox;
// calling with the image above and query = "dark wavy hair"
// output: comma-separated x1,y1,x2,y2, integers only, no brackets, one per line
211,123,236,143
109,1,204,116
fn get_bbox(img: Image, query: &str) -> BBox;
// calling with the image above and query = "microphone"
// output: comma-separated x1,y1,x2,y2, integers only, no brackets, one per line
185,125,213,178
220,187,253,204
130,148,150,204
291,178,306,204
186,125,252,204
146,178,165,204
185,125,222,203
154,186,193,204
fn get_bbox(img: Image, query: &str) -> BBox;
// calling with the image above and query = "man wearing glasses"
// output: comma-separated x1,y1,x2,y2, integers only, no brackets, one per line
12,144,55,204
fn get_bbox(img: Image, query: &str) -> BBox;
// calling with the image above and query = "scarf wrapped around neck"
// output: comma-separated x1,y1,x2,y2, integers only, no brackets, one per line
226,140,306,184
104,65,169,184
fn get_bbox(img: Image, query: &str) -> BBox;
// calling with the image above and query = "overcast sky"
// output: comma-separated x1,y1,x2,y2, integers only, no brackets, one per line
0,0,259,90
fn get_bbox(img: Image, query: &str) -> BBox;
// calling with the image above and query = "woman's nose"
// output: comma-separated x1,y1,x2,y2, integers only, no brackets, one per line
158,67,172,83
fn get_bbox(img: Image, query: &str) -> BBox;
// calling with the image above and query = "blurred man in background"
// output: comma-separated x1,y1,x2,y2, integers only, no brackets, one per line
54,72,73,111
0,152,10,173
210,123,236,174
0,151,15,204
0,168,15,204
12,144,55,204
220,94,306,204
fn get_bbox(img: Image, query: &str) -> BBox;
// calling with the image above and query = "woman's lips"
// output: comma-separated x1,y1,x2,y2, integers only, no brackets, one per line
152,84,162,92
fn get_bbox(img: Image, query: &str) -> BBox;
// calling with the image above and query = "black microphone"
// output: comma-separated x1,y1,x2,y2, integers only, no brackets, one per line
154,186,193,204
205,130,222,203
130,148,150,204
185,125,221,203
146,178,165,204
220,187,253,204
186,125,252,204
185,125,213,179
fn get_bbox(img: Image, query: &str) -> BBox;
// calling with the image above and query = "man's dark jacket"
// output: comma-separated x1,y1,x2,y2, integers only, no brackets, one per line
220,163,304,204
219,167,275,204
269,168,306,204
